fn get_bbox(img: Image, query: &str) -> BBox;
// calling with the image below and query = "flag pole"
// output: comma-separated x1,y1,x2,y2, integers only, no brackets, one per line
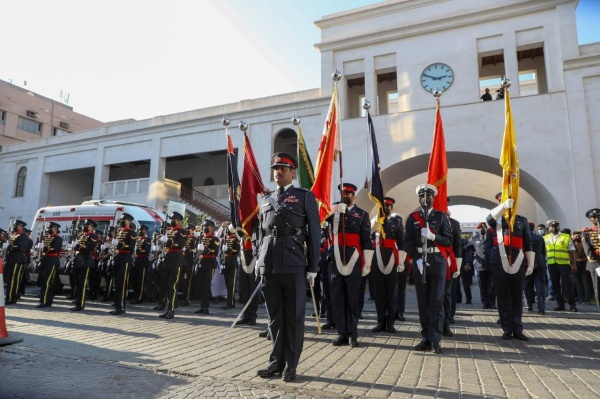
363,99,372,190
501,76,513,264
332,68,346,265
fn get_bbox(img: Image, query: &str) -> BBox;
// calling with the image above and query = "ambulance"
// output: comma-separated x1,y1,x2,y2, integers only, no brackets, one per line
28,200,165,286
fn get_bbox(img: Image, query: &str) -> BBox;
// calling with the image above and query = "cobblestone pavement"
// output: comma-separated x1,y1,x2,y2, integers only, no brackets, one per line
1,282,600,398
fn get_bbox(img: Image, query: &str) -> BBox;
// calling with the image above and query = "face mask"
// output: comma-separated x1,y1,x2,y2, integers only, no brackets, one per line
480,229,485,236
383,208,391,216
550,227,559,234
45,229,52,235
203,227,210,233
537,229,545,235
342,197,351,206
170,220,177,227
194,231,201,237
573,237,581,243
120,221,126,228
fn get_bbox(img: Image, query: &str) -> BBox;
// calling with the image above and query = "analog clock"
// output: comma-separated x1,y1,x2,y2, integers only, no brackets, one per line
420,63,454,93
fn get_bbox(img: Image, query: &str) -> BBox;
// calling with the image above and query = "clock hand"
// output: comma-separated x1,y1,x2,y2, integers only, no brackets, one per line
422,74,437,79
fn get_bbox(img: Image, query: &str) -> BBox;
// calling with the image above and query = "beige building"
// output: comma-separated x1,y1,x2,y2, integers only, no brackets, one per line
0,79,104,146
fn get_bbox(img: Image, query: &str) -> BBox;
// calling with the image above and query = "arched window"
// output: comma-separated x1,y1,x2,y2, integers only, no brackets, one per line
273,128,297,156
15,167,27,197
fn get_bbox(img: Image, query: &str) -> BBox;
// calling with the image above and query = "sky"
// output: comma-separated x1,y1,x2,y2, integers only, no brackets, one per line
2,0,598,123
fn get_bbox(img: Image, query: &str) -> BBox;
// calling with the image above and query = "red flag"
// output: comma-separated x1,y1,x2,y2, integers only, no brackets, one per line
427,101,448,213
239,130,267,236
311,85,340,223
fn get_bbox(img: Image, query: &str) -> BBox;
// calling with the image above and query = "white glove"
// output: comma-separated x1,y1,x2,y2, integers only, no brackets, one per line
416,258,423,275
36,243,43,249
70,241,77,249
222,243,228,252
397,263,405,272
490,198,515,220
257,266,265,276
101,244,107,250
363,249,374,268
525,251,535,276
2,242,8,249
453,269,461,278
307,272,317,287
198,243,205,251
421,228,435,241
111,238,119,246
362,265,371,277
228,224,236,234
332,203,347,213
370,216,378,230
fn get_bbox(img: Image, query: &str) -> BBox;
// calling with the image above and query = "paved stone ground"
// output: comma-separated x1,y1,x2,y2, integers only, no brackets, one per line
1,281,600,398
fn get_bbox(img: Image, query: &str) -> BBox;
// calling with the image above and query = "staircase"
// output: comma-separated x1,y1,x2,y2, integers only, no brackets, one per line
180,186,230,222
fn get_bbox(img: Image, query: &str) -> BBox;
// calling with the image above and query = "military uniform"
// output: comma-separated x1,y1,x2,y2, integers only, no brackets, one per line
465,226,495,309
582,208,600,308
160,212,188,319
523,224,547,314
255,153,320,382
178,225,197,306
195,221,219,314
371,202,404,333
485,208,532,340
72,220,98,311
404,191,453,353
133,226,152,303
326,183,373,347
4,221,28,304
443,216,462,336
112,214,137,315
222,230,241,309
37,223,63,308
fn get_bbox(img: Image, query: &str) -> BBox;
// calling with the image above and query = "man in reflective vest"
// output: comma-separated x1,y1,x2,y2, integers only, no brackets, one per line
544,220,577,312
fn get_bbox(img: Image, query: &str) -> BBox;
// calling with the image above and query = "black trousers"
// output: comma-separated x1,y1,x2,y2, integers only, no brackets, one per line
371,264,398,326
549,263,576,308
197,259,216,308
443,277,453,329
491,263,526,335
262,271,306,371
460,268,472,301
223,256,239,307
4,262,23,303
238,268,258,322
39,263,59,306
179,254,194,301
413,258,445,345
397,264,408,316
329,260,361,340
524,268,546,312
133,257,150,302
113,254,133,311
73,267,91,309
479,270,496,307
319,258,334,324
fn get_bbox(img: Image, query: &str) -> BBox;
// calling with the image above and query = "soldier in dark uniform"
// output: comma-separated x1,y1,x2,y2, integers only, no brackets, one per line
133,224,152,304
194,220,219,315
88,229,104,300
72,219,98,311
178,223,196,307
404,184,453,354
443,211,462,337
582,208,600,308
18,228,34,297
254,152,320,383
319,226,335,329
465,222,495,309
222,224,241,310
36,222,63,308
237,234,258,325
158,212,187,319
110,213,137,315
326,182,373,348
484,193,534,340
4,220,29,305
523,222,547,314
371,197,404,334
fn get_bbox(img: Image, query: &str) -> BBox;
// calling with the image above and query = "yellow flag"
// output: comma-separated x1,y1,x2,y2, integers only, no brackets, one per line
499,89,519,228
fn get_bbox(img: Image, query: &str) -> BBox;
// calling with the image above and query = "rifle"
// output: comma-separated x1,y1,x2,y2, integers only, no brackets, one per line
420,199,430,284
31,219,46,273
64,216,81,273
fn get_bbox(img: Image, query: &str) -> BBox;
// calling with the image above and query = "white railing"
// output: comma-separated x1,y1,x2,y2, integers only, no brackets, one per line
103,178,150,197
194,184,229,200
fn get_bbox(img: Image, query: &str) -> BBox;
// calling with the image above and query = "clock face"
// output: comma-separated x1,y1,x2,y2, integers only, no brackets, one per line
420,63,454,93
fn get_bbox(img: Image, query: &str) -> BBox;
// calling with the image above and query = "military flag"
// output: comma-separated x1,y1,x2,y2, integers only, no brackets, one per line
296,124,315,190
366,113,385,235
499,87,519,228
226,127,241,228
312,84,340,223
427,99,448,213
239,130,267,236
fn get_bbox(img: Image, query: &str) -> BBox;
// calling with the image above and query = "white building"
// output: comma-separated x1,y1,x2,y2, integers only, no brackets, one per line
0,0,598,231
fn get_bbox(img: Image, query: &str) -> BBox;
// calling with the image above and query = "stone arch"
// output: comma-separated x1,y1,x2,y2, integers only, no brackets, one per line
273,128,297,157
354,151,566,227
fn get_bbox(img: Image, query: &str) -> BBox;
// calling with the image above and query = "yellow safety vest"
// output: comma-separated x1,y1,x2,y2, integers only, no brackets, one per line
543,233,571,265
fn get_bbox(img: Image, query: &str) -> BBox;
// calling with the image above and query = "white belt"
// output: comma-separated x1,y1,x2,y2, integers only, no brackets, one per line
417,247,440,254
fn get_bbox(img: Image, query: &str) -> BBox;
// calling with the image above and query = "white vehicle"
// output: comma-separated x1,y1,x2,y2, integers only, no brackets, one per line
28,200,166,286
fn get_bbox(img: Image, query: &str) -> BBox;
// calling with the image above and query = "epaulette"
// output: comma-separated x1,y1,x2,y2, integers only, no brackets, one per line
295,187,309,192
